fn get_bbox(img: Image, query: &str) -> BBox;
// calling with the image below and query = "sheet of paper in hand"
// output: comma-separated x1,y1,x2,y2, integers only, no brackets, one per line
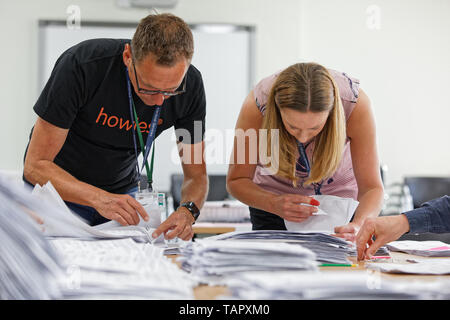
284,195,359,233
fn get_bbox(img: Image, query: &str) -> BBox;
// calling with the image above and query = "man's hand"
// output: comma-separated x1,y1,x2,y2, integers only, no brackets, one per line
356,215,410,261
93,192,149,226
152,207,195,241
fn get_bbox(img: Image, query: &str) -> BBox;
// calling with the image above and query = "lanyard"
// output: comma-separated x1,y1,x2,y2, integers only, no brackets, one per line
297,141,323,195
125,67,161,191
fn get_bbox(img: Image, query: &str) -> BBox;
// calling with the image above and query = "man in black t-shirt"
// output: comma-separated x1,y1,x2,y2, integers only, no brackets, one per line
24,14,208,241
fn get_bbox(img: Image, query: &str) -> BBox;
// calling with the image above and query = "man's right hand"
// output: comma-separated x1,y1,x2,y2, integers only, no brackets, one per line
93,192,149,226
356,215,410,261
269,194,320,222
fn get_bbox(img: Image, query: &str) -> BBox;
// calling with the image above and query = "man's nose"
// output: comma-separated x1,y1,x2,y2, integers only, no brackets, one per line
154,93,165,106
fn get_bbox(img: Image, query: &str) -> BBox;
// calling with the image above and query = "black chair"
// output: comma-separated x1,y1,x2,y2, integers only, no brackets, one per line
404,176,450,209
170,173,230,209
399,176,450,242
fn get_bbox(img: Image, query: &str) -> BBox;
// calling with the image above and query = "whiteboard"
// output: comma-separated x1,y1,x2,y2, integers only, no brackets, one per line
38,21,254,191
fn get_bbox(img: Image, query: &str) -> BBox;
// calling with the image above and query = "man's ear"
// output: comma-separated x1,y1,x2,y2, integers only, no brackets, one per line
122,43,132,66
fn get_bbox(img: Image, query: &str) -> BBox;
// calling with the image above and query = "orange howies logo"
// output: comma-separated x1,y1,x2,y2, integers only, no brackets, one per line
95,107,162,133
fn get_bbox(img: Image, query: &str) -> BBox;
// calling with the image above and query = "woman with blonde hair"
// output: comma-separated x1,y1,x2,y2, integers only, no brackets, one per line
226,63,384,241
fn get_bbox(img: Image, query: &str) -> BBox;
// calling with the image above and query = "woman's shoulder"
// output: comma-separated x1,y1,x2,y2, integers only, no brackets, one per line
327,69,360,104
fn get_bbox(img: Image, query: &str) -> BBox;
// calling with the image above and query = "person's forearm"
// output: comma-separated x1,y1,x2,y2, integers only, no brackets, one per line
352,187,384,226
24,159,106,207
180,173,209,209
227,177,277,212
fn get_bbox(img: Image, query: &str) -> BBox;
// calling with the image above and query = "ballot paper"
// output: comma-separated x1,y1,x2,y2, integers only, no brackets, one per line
284,195,359,233
386,240,450,257
178,238,318,281
367,259,450,275
222,271,450,300
209,230,355,264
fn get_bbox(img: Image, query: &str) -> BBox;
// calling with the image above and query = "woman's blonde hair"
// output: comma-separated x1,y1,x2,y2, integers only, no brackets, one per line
262,63,346,187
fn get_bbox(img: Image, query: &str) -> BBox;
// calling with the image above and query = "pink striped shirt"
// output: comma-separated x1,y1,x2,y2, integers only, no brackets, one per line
252,69,360,200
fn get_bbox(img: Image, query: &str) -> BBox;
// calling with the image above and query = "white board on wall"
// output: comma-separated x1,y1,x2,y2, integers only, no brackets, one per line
38,21,254,191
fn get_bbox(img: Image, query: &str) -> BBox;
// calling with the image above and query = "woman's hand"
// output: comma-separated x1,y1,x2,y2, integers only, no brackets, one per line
333,222,361,242
269,194,320,222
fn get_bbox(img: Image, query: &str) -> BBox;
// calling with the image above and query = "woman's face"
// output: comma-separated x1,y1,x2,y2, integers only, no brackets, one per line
279,108,330,144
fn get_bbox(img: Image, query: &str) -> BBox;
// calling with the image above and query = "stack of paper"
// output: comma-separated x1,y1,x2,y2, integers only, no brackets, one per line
367,258,450,275
197,200,250,222
223,271,450,300
178,238,318,279
51,238,196,299
386,240,450,257
209,230,355,264
0,176,65,299
31,181,165,243
284,195,359,233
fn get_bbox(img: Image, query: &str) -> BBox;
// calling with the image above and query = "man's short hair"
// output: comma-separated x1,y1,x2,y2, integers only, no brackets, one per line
131,13,194,66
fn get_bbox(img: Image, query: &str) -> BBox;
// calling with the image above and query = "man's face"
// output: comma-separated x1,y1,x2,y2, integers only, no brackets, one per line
123,44,189,106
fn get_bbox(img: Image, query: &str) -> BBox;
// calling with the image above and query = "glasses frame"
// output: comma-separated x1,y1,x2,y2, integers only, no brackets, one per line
132,60,187,97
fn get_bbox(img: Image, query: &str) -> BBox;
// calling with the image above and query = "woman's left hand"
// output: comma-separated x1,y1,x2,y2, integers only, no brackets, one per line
333,222,361,242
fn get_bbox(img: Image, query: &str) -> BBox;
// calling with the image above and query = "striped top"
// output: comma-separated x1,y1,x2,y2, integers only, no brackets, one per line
252,69,360,200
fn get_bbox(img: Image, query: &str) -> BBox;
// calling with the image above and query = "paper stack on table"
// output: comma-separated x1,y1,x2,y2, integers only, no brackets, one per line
0,176,66,299
223,270,450,300
0,175,195,299
284,195,359,233
196,200,250,222
51,238,196,299
31,181,165,243
178,238,318,279
386,240,450,257
209,230,355,264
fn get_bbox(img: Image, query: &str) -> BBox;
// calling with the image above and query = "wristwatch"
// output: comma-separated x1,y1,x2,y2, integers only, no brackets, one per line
180,201,200,224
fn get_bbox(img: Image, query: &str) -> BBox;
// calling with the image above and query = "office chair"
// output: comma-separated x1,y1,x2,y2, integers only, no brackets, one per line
404,176,450,208
398,176,450,242
170,173,230,209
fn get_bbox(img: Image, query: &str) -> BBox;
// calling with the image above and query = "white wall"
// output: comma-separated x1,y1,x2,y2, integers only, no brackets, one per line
0,0,449,187
298,0,450,184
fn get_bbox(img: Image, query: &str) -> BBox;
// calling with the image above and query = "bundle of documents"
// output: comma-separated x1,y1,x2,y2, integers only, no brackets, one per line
51,238,195,299
367,259,450,275
209,230,355,264
31,181,165,243
386,240,450,257
284,195,359,233
178,238,318,279
0,175,195,299
223,271,450,300
0,176,65,299
196,200,250,222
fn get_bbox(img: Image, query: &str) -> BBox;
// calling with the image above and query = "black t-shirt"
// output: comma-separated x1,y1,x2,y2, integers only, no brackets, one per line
25,38,206,194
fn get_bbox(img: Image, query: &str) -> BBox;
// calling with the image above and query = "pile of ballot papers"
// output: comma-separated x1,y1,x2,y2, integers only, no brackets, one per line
223,271,450,300
0,177,65,299
0,175,196,300
209,230,355,264
51,238,196,299
178,238,318,280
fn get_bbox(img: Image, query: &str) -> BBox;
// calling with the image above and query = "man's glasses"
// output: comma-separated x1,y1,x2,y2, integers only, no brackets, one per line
132,60,187,97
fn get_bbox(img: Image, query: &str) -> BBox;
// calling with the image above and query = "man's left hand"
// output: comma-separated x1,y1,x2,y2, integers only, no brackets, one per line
152,207,195,241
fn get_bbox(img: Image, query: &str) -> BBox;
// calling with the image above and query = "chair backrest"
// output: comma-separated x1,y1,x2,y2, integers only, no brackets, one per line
170,174,229,209
404,176,450,208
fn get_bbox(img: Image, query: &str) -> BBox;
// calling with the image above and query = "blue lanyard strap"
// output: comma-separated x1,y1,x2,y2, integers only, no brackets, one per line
125,67,161,189
296,142,311,174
